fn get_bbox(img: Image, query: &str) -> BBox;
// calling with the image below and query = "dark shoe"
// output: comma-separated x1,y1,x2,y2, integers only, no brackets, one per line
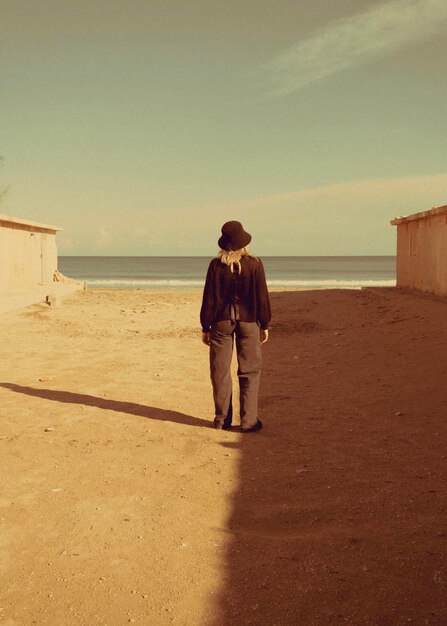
241,420,263,433
214,404,233,430
214,422,232,430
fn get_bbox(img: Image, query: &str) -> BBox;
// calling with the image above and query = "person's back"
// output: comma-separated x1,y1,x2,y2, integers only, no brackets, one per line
200,221,271,432
201,254,270,332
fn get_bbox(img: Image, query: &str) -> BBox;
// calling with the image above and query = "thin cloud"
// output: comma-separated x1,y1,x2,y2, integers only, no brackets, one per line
197,172,447,254
201,172,447,214
264,0,447,96
96,227,113,251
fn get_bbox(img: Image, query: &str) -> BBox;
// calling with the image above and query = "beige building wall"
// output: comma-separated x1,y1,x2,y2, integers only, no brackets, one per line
391,205,447,298
0,215,61,291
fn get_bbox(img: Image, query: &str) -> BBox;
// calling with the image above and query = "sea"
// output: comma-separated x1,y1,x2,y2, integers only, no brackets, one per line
58,256,396,290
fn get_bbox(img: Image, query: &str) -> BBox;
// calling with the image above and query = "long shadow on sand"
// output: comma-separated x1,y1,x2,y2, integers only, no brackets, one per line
0,382,211,429
206,290,447,625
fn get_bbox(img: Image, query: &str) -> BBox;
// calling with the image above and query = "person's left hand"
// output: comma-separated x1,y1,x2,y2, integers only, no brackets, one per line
202,332,211,346
260,329,269,344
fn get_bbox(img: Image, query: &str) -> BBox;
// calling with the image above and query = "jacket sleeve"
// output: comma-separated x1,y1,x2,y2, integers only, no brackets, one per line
256,258,271,330
200,260,215,332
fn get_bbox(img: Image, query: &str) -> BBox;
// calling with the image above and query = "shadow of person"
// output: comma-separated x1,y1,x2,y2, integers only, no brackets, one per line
0,382,211,429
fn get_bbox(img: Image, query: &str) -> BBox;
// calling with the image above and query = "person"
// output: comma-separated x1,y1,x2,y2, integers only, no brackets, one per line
200,221,271,432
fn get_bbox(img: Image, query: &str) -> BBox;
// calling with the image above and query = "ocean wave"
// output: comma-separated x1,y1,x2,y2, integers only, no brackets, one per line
85,279,205,286
268,279,396,287
83,278,396,288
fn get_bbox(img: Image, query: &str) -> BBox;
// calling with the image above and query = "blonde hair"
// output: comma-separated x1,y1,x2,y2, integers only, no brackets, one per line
217,246,256,274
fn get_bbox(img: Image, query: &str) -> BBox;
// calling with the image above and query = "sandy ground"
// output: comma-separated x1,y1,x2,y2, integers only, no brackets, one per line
0,283,82,315
1,287,446,626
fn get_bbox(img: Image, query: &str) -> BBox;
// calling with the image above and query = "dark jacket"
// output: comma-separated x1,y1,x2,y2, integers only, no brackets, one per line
200,256,271,332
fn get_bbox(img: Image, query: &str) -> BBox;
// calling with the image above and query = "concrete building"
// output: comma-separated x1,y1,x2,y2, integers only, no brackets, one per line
391,204,447,298
0,213,61,291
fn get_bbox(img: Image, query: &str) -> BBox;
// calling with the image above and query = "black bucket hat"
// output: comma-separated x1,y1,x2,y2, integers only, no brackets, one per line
218,221,252,251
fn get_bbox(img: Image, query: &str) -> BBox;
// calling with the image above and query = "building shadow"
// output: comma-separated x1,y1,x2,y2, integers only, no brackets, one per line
206,290,447,625
0,382,211,429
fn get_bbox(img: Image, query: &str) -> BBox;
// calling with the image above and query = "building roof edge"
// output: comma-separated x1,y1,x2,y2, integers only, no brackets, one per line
0,213,63,233
391,204,447,226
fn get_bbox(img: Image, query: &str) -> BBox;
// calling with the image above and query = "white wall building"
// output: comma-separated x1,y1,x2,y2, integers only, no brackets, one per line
0,214,62,291
391,205,447,298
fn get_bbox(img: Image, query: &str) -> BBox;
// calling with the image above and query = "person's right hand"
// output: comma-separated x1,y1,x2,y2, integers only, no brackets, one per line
260,329,269,344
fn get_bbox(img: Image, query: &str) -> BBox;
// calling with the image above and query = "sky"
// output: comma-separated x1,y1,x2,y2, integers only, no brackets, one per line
1,0,447,256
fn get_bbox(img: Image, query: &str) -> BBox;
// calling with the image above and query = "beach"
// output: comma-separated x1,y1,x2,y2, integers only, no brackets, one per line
1,287,446,625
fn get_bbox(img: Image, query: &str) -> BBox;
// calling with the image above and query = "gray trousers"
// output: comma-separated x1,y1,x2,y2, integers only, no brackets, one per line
209,320,262,429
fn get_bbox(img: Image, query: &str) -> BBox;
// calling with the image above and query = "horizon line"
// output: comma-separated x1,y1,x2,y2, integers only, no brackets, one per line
58,254,396,258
